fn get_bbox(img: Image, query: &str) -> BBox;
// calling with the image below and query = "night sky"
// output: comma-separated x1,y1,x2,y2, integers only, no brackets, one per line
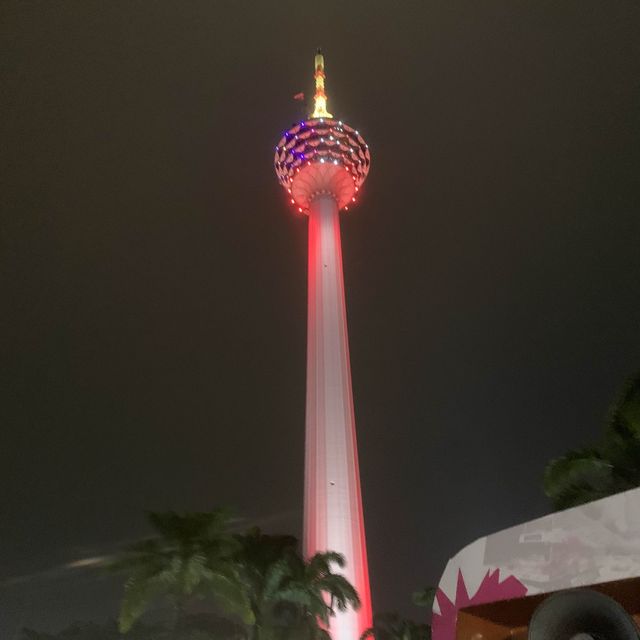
2,1,640,634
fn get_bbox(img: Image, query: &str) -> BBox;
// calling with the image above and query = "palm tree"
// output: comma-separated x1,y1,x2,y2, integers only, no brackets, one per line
544,372,640,509
233,528,298,640
233,529,360,640
109,509,253,632
411,587,436,611
360,613,431,640
285,550,361,634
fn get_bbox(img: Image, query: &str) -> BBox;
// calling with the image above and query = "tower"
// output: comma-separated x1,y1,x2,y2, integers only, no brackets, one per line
274,51,372,640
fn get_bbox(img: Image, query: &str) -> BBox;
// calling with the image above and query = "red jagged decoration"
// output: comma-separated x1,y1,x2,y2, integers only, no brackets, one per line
431,569,528,640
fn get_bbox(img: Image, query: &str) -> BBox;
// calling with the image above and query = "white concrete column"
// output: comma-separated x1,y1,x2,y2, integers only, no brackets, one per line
304,195,372,640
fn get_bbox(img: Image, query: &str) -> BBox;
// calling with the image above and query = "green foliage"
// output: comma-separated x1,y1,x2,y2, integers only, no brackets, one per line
109,515,361,640
544,372,640,509
233,528,360,640
108,509,253,632
411,587,436,610
360,613,431,640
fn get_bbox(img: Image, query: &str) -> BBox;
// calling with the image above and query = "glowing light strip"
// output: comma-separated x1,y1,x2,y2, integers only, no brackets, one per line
273,119,370,200
311,50,333,119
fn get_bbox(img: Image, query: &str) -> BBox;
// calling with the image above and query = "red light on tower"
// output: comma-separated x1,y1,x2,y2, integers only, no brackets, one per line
274,51,372,640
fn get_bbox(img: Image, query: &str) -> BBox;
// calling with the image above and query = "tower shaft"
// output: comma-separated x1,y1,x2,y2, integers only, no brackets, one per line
304,195,372,640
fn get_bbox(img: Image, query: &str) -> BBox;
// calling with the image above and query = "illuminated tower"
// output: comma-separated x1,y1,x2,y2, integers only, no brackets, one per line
274,51,372,640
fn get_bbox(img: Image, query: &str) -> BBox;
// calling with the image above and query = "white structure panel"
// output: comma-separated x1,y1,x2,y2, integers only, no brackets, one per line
291,163,356,211
432,487,640,640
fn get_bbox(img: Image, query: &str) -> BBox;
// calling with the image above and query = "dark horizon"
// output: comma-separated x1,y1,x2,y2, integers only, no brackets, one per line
2,0,640,634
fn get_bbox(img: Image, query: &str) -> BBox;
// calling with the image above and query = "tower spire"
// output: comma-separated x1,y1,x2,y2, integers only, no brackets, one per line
311,48,333,118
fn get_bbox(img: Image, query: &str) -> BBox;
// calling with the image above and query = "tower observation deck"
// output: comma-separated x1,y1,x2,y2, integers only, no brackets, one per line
274,51,372,640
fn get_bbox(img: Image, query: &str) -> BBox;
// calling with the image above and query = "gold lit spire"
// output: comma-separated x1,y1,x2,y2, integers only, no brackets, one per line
311,49,333,118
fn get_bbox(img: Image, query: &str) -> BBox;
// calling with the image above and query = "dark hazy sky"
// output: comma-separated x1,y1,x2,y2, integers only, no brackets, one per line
2,0,640,634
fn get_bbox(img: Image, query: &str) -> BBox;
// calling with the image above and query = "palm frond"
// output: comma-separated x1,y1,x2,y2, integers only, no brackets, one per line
411,587,436,609
606,372,640,435
263,558,293,600
312,627,333,640
182,553,207,595
201,572,255,625
118,574,169,632
112,508,239,631
317,574,360,610
274,587,313,608
545,373,640,510
307,551,345,577
543,449,614,509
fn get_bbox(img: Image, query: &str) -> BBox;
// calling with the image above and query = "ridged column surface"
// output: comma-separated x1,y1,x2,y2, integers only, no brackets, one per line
304,195,372,640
